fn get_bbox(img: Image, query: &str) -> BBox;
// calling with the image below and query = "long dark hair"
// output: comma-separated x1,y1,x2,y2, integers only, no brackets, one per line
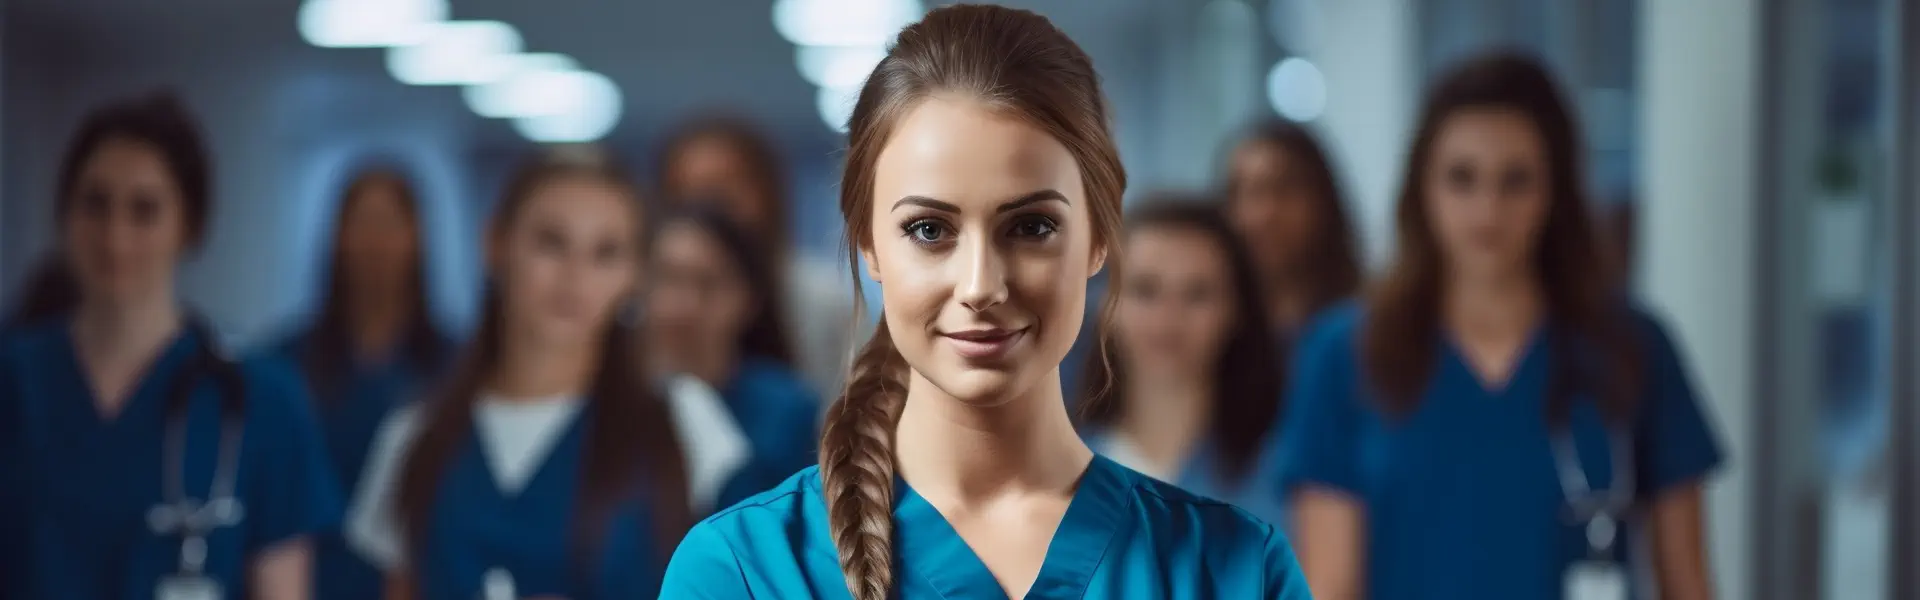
654,116,792,252
1226,119,1363,319
648,203,796,367
5,91,211,328
392,150,692,581
299,168,450,397
1078,199,1281,482
820,5,1128,599
1360,51,1640,423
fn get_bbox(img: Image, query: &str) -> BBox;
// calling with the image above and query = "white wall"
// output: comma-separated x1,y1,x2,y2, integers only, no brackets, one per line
1637,2,1761,599
1306,0,1418,268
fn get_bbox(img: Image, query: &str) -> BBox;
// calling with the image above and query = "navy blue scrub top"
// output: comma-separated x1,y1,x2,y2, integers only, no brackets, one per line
713,358,821,509
0,318,343,600
662,455,1312,599
1275,302,1726,600
407,406,672,600
268,330,448,600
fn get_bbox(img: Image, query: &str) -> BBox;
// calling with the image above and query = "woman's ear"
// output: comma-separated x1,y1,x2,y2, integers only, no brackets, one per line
1088,244,1108,279
861,246,883,284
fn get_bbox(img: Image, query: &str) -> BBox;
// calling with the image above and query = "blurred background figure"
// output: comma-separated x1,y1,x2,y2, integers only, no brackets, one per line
654,116,859,399
0,91,337,600
644,204,821,508
343,150,713,600
1221,120,1364,339
1078,199,1289,528
1278,53,1723,600
265,166,455,600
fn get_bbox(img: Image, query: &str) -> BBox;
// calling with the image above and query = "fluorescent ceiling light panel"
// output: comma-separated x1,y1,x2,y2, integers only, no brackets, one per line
1267,57,1327,122
795,45,887,89
773,0,924,46
509,70,625,142
298,0,447,48
387,20,524,86
463,53,582,118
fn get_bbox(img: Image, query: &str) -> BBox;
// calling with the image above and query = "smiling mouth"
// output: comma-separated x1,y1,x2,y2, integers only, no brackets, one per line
940,327,1029,360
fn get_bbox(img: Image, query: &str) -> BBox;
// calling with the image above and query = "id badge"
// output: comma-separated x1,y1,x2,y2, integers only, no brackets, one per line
1564,560,1627,600
155,575,223,600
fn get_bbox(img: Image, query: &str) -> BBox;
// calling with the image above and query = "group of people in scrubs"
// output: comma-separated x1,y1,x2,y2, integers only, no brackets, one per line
0,3,1728,599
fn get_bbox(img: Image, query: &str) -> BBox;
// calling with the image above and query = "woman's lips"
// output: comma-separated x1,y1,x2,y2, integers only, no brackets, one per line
941,327,1028,360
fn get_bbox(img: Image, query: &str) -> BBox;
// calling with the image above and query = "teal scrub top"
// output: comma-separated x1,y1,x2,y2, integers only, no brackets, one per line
661,454,1312,599
1275,302,1725,600
0,318,342,600
1083,431,1290,531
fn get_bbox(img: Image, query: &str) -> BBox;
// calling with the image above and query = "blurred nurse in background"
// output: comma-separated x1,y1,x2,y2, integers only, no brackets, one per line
656,116,860,398
268,167,454,600
1222,120,1363,339
1279,53,1722,600
645,205,821,507
1078,199,1289,528
0,91,337,599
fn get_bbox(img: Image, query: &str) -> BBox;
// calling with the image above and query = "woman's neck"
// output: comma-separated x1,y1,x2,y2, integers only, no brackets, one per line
1114,375,1212,475
1264,267,1316,332
676,342,738,390
894,368,1093,507
70,295,183,411
1443,272,1544,339
346,291,410,360
488,332,596,400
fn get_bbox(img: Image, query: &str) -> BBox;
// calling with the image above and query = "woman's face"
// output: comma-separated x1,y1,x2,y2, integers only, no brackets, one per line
865,97,1102,406
664,136,773,240
335,177,421,299
1112,225,1235,383
646,222,754,370
62,136,191,306
491,175,641,352
1225,140,1319,278
1422,108,1552,284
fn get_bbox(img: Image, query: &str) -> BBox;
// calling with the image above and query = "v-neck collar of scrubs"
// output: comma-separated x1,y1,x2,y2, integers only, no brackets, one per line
53,322,199,426
1442,325,1549,398
893,454,1133,599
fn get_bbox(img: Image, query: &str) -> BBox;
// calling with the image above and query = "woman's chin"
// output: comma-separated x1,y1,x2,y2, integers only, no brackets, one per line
917,367,1050,408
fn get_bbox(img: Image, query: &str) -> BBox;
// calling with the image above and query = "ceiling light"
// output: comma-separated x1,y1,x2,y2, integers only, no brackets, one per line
508,70,624,143
795,45,887,89
386,21,524,86
816,85,861,133
773,0,924,47
1267,57,1327,122
463,53,581,118
298,0,447,48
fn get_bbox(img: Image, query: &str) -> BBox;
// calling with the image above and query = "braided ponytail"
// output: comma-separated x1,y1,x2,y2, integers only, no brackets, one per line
819,320,907,599
820,5,1126,598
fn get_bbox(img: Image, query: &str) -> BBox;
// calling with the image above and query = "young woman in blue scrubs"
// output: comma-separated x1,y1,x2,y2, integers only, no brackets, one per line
1277,53,1724,600
270,168,453,600
660,5,1312,599
341,149,722,600
645,206,820,507
1221,120,1363,340
1078,200,1289,528
0,91,339,599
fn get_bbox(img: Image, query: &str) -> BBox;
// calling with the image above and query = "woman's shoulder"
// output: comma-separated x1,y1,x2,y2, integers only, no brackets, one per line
699,465,823,529
0,317,65,359
1106,458,1278,542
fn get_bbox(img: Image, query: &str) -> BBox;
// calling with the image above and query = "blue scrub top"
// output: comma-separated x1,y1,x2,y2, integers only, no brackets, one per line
268,330,448,600
0,318,342,600
412,409,670,600
661,455,1311,599
1275,302,1726,600
1084,431,1291,531
713,358,821,509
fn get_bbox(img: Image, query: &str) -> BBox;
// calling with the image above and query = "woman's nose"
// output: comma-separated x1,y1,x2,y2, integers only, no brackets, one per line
954,235,1008,312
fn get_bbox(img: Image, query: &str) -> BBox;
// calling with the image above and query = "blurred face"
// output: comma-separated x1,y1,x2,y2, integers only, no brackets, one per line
646,222,754,369
490,175,640,352
62,136,191,306
864,97,1103,406
1225,140,1319,278
664,136,773,239
1112,226,1236,382
1422,108,1552,284
335,177,421,299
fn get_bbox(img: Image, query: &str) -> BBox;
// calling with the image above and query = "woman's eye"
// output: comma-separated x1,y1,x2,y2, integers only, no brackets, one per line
1010,217,1058,239
905,220,948,244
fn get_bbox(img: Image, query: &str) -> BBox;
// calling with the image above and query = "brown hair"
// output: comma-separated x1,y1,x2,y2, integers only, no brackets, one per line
1078,199,1282,482
1360,51,1640,423
821,5,1127,598
654,115,791,251
393,150,692,583
1226,119,1363,318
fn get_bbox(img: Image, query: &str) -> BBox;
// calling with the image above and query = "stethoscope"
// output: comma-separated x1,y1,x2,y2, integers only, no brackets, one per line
142,317,248,591
1549,425,1634,560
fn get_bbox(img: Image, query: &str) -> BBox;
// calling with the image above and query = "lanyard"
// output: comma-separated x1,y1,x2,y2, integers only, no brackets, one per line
143,319,248,577
1550,428,1635,556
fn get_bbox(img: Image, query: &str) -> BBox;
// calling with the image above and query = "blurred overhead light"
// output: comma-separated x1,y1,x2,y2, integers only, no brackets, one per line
1267,57,1326,122
298,0,447,48
463,53,582,118
507,70,625,143
816,85,860,134
795,45,887,89
387,21,524,86
773,0,924,46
